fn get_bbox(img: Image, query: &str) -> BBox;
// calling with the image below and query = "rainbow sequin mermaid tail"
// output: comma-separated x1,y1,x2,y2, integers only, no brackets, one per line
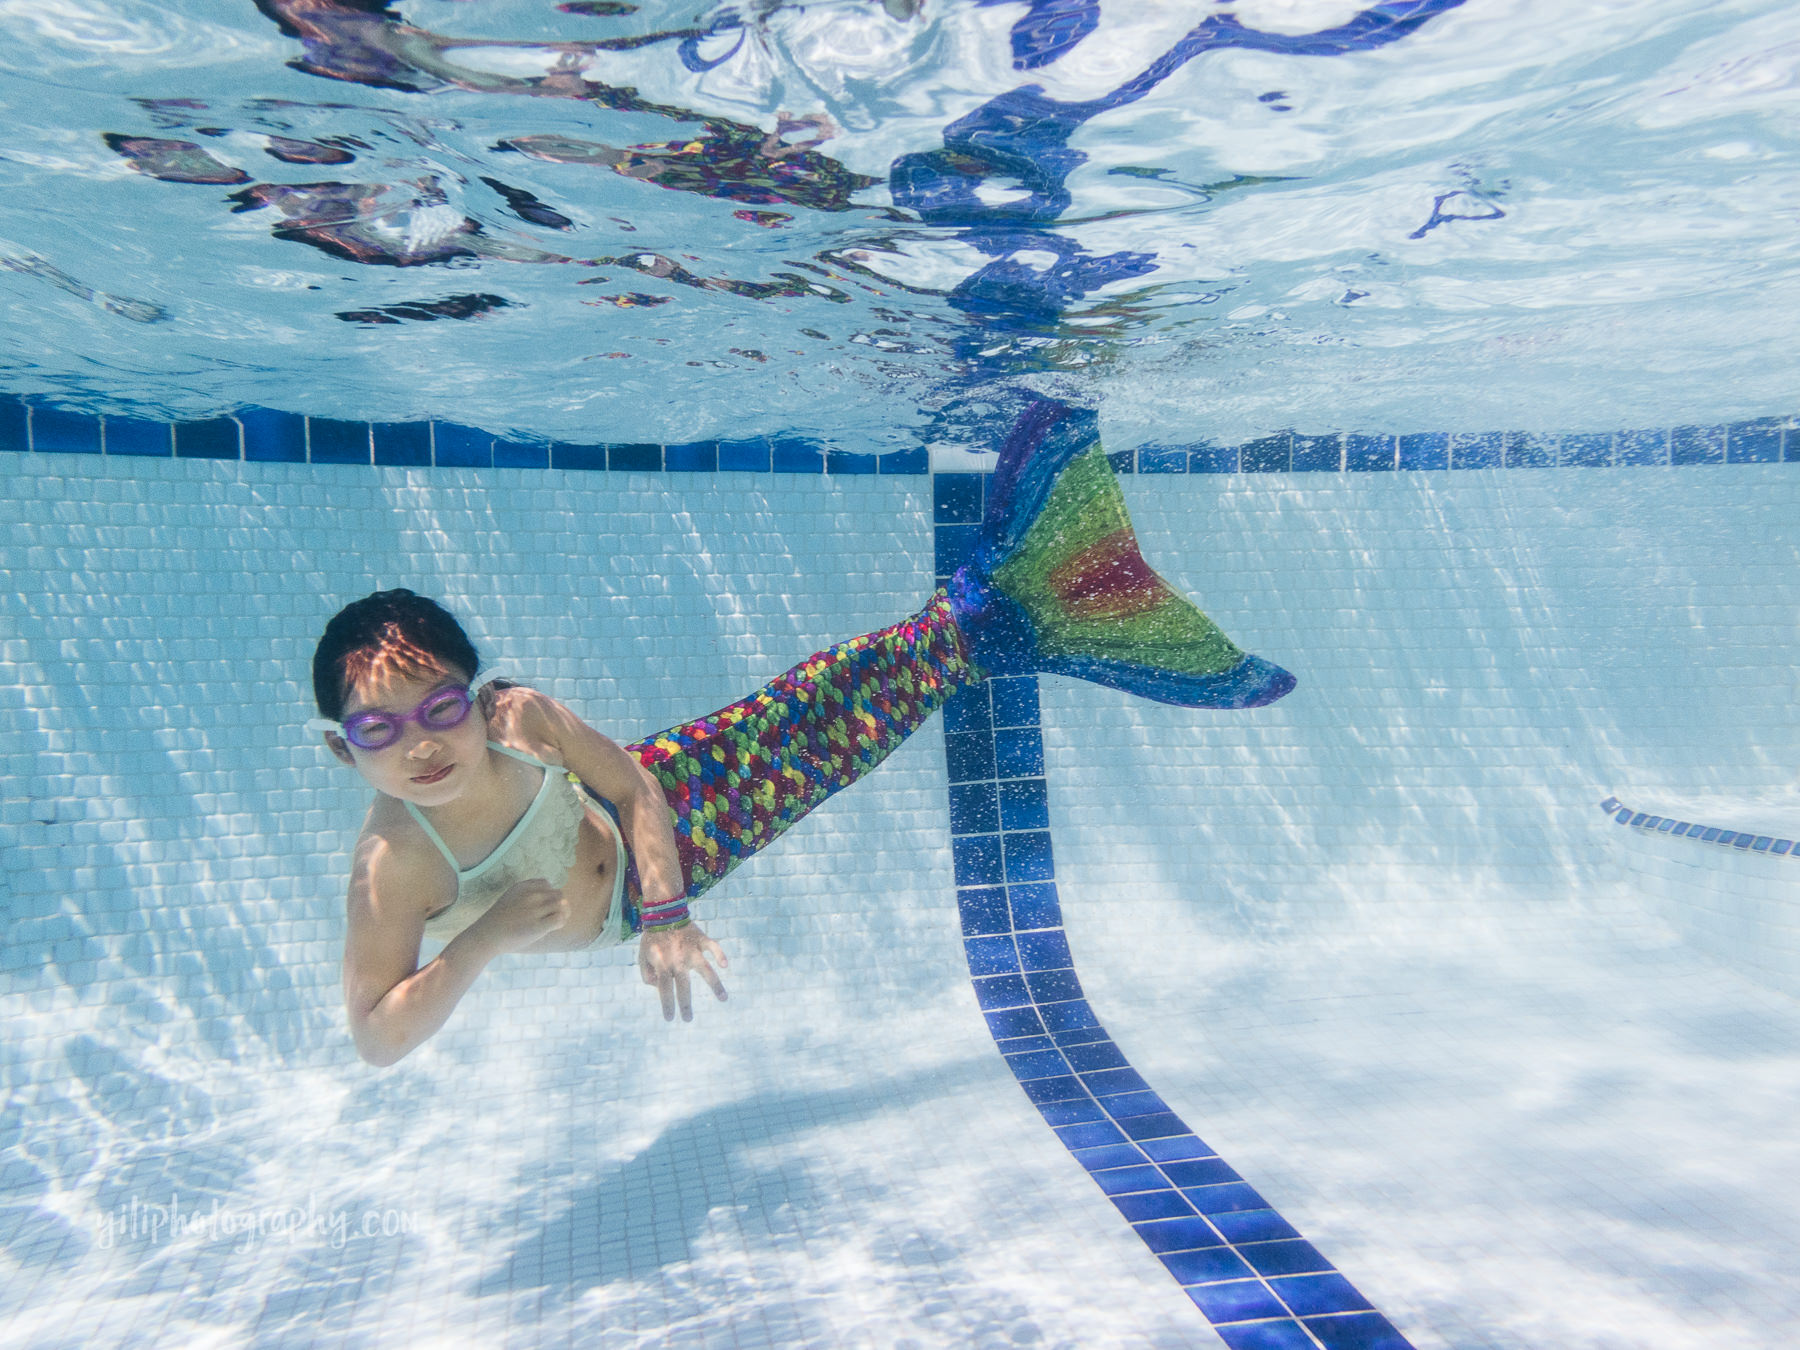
947,399,1296,709
623,399,1294,916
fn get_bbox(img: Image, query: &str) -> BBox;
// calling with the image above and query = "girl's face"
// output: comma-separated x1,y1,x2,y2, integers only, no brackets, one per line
326,659,492,807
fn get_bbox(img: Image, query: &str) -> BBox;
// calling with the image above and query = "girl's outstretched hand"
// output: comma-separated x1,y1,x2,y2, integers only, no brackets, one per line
637,922,729,1022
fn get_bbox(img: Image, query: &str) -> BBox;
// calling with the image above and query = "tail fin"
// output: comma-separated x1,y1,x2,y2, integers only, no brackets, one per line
947,400,1296,709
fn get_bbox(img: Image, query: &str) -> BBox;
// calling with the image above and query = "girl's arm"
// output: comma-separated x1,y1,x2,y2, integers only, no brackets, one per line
521,690,729,1020
343,825,568,1065
519,690,686,904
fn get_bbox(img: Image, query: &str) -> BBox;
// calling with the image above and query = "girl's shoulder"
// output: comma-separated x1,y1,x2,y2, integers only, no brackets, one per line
482,682,569,769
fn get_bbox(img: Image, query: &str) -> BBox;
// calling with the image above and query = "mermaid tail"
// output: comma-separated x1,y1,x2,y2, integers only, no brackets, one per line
624,593,978,915
622,398,1292,917
947,400,1296,709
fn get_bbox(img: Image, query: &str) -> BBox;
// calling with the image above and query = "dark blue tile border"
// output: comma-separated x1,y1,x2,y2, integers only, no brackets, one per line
1600,795,1796,858
936,487,1414,1348
0,395,1792,481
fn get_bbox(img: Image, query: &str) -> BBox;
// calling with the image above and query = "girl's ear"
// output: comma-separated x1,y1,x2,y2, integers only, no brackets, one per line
324,731,355,767
477,682,498,721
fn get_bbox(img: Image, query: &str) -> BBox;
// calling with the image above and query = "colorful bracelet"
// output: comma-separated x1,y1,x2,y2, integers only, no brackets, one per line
639,897,691,932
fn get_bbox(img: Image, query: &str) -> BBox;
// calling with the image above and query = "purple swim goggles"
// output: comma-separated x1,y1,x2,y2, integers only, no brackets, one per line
308,671,506,751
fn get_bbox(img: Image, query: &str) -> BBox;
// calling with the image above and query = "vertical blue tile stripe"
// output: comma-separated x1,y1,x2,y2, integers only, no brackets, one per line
935,506,1414,1348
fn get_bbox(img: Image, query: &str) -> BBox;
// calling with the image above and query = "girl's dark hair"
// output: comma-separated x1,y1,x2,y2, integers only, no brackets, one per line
312,589,481,720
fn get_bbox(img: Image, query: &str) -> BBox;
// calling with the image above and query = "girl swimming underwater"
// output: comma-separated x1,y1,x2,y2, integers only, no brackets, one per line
312,400,1294,1066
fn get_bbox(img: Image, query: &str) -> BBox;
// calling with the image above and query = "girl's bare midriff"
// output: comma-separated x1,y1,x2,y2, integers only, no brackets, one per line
413,739,626,953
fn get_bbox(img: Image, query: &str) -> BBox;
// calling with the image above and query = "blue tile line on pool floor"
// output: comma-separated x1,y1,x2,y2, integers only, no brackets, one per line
1599,795,1800,857
1,392,1795,477
935,474,1414,1350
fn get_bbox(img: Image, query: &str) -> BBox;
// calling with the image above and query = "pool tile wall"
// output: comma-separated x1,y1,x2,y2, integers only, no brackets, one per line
5,412,1800,1348
1,393,1793,479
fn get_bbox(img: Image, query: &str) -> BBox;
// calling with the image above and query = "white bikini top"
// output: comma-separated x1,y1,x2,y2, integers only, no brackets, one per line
406,741,626,947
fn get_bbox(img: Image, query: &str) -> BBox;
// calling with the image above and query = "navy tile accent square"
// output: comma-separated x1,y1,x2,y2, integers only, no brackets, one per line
1062,1040,1129,1073
1187,1279,1289,1324
1138,445,1189,473
1106,448,1135,473
31,406,101,454
1397,431,1448,470
1038,1097,1105,1127
1105,1090,1173,1120
1081,1065,1150,1097
935,523,981,576
495,438,548,469
1215,1320,1316,1350
665,440,719,471
1051,1123,1123,1152
1344,434,1394,472
175,418,240,459
952,834,1004,888
1617,428,1668,466
943,684,992,733
935,473,984,523
944,730,997,784
1242,1240,1333,1277
717,437,770,471
949,782,999,836
1160,1245,1253,1285
1021,1074,1087,1106
1216,1209,1303,1245
1041,998,1100,1032
972,973,1030,1009
1052,1025,1112,1046
1005,1049,1070,1082
1092,1164,1166,1195
994,727,1045,779
1240,433,1291,473
1004,829,1054,883
1132,1216,1226,1255
878,446,928,474
956,883,1008,934
985,1006,1045,1039
1191,442,1239,473
1302,1311,1411,1350
0,395,26,452
1184,1182,1270,1214
104,417,172,456
240,408,306,462
1003,1034,1055,1055
990,676,1040,729
1016,927,1072,971
1164,1157,1242,1187
1291,434,1342,472
1503,431,1555,468
432,423,492,468
827,449,877,474
1111,1190,1195,1222
1270,1273,1373,1317
771,436,824,472
373,421,430,466
963,933,1019,975
1141,1135,1217,1163
1055,1119,1127,1149
1670,424,1724,465
1448,432,1500,469
607,442,661,471
309,417,371,464
1007,881,1061,930
1074,1143,1147,1172
1025,967,1083,1003
1122,1112,1192,1141
1556,432,1611,467
1726,419,1784,461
